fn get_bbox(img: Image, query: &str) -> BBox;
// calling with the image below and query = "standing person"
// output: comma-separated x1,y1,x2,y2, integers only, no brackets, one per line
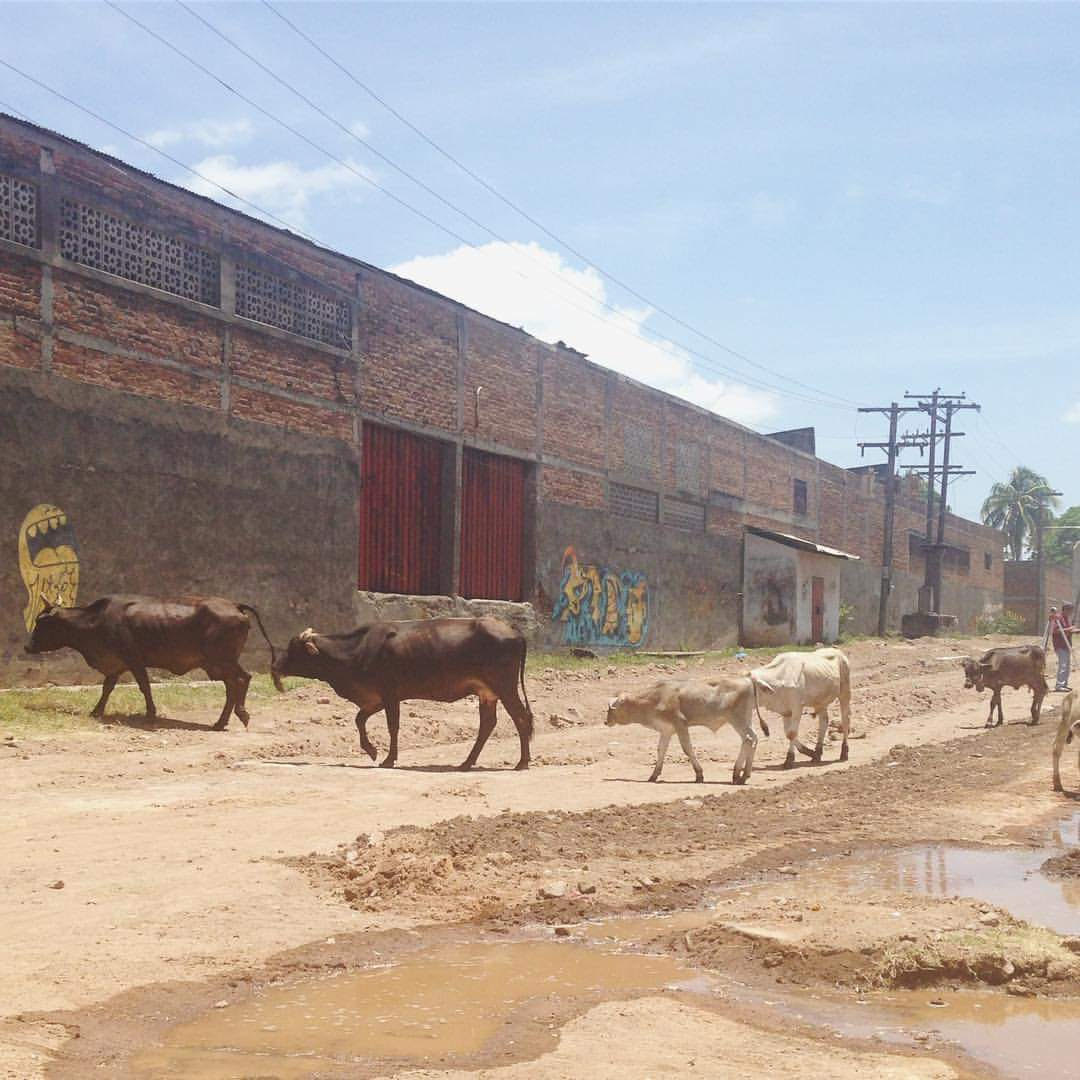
1049,604,1075,692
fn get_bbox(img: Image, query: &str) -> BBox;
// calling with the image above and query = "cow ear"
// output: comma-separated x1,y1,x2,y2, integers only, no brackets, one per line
304,639,319,656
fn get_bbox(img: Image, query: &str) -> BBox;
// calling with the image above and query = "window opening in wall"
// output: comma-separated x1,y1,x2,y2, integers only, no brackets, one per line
609,481,659,523
235,262,351,349
984,552,993,571
58,198,219,304
793,478,808,516
0,172,38,248
665,496,706,532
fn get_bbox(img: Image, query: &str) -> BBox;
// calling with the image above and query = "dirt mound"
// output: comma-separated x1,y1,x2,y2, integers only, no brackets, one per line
1042,849,1080,879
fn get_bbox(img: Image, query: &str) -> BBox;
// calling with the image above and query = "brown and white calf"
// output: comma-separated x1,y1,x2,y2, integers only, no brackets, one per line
605,676,762,785
1052,690,1078,793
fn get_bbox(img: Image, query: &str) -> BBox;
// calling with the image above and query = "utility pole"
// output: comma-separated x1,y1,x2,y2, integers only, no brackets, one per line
858,402,926,636
903,391,980,611
1035,493,1065,627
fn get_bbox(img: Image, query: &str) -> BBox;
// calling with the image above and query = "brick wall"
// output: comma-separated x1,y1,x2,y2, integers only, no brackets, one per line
0,113,1007,655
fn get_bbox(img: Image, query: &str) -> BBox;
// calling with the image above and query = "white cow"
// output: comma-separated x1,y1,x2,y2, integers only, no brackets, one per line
1052,690,1078,793
605,675,761,785
750,647,852,767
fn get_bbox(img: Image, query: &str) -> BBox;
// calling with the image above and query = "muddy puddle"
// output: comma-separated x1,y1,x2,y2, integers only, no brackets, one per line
823,811,1080,935
126,813,1080,1080
132,939,713,1078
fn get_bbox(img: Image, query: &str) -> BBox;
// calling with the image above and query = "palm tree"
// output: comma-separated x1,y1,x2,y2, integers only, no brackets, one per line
981,467,1060,560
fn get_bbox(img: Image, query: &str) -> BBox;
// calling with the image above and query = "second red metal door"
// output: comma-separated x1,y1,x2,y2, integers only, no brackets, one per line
460,448,526,601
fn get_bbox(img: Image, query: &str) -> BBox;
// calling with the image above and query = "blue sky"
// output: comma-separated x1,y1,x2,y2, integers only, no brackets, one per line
2,2,1077,521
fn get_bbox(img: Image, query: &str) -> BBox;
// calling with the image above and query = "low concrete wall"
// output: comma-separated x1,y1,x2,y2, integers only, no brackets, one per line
2,370,357,686
535,502,742,652
353,591,542,642
840,560,1002,637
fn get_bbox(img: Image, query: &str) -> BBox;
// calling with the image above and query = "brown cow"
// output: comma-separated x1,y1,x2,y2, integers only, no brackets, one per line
960,644,1048,728
26,595,276,729
271,616,533,770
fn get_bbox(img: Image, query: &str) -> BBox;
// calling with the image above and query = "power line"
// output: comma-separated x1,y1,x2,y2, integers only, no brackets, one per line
102,1,856,412
259,0,864,410
0,61,318,240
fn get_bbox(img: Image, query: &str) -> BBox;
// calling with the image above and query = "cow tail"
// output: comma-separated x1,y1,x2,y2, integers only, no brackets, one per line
750,677,770,738
519,637,534,743
237,604,278,672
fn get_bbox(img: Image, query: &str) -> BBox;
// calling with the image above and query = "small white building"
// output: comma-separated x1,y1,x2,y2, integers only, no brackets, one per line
741,527,860,647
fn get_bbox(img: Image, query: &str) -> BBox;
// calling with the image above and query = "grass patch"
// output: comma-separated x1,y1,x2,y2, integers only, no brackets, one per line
0,673,304,738
874,923,1079,989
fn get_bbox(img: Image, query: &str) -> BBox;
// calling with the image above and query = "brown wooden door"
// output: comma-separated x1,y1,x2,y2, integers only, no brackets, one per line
811,576,825,642
358,424,444,595
460,448,526,601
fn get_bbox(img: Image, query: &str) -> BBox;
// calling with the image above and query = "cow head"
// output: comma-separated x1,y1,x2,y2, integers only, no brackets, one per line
604,695,627,727
25,603,71,655
961,657,986,691
271,627,322,689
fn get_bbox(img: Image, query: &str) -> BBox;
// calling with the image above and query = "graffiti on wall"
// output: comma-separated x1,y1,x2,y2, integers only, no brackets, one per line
552,546,649,647
18,504,80,632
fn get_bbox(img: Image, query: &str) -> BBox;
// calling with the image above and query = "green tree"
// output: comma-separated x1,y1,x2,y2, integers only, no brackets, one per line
1046,506,1080,566
980,467,1060,560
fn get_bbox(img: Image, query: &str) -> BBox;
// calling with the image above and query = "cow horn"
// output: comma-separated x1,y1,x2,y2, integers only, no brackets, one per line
299,627,319,655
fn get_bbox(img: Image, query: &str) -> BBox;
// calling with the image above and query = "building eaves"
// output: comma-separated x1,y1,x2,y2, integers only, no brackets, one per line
746,526,861,561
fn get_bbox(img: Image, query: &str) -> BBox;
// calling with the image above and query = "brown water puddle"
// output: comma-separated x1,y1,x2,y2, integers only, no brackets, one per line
821,811,1080,936
875,989,1080,1080
132,939,711,1078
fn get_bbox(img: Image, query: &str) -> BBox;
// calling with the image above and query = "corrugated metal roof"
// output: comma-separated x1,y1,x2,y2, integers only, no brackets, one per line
746,526,861,561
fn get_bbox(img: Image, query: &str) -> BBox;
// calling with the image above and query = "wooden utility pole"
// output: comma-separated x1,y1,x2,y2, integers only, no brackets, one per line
903,391,980,611
858,402,925,636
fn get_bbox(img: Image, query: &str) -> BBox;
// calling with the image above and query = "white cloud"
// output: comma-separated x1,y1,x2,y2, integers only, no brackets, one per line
1066,401,1080,423
349,119,371,140
391,241,778,427
182,154,372,226
145,118,254,150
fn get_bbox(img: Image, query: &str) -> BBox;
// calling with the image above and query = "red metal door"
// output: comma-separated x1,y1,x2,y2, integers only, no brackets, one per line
358,424,444,595
460,448,526,601
811,576,825,642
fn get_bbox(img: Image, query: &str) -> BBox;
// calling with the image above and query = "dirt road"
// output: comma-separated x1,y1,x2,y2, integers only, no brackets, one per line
1,634,1076,1078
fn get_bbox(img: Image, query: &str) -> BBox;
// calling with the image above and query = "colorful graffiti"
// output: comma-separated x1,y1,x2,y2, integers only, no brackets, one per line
553,546,649,647
18,504,80,632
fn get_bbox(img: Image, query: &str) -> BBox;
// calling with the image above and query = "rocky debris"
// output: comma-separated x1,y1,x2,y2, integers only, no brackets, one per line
979,913,1001,927
578,881,597,895
539,881,568,899
1046,959,1075,981
1041,849,1080,880
48,880,64,890
554,926,571,937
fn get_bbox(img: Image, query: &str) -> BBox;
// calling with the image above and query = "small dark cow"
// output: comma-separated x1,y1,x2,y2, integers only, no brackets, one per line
272,616,534,770
26,595,276,729
1052,690,1079,793
960,645,1048,727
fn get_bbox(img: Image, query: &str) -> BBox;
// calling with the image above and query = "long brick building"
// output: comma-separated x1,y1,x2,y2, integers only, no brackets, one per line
1,114,1007,681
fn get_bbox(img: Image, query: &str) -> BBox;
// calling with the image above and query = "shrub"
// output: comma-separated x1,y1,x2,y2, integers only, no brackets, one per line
838,601,857,638
975,609,1027,635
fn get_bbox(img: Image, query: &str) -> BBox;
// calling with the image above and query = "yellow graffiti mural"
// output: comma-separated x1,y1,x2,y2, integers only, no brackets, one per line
18,504,80,632
553,546,649,647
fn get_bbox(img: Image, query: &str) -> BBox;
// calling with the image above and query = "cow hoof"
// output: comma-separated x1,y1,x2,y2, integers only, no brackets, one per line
783,757,795,769
212,721,228,732
90,709,104,719
237,710,250,729
379,758,396,769
839,745,849,763
361,746,378,762
514,760,530,771
731,773,745,786
694,773,704,784
1054,781,1064,793
648,774,660,783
